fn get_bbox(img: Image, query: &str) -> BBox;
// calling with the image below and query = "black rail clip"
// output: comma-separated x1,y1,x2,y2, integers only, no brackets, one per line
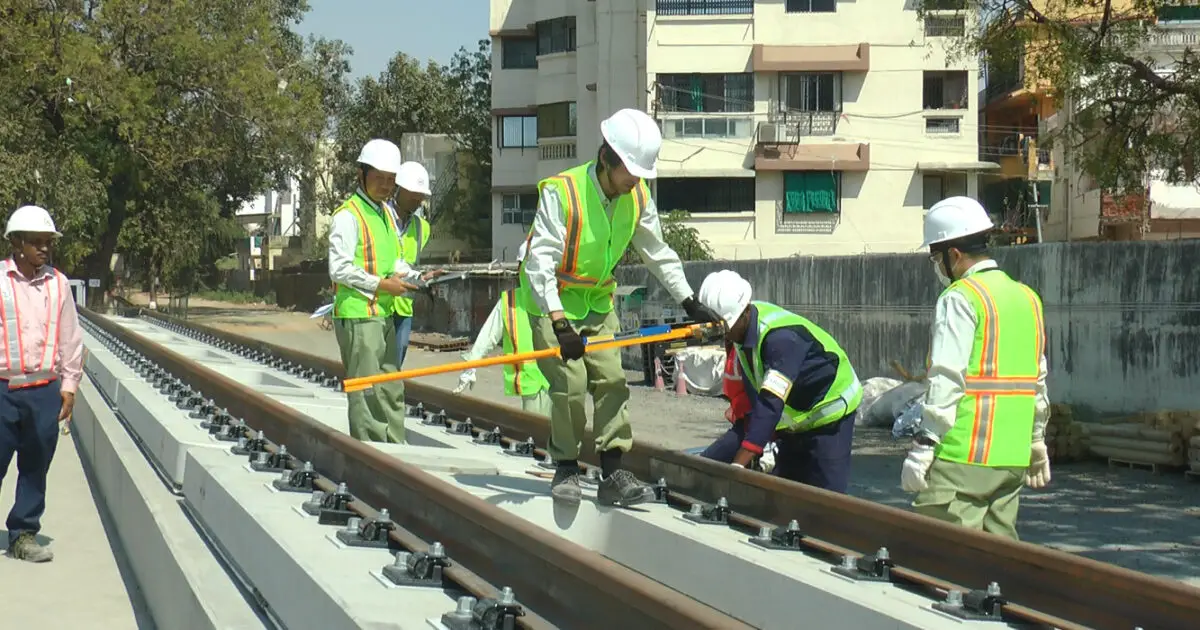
422,409,446,427
683,497,730,525
216,419,246,442
382,542,452,588
231,431,267,456
189,400,218,420
932,582,1006,622
831,547,893,582
749,519,805,552
651,478,670,504
450,417,474,436
272,461,318,493
474,427,503,445
250,445,293,473
503,437,537,458
335,511,396,549
302,483,356,525
441,588,526,630
200,409,232,431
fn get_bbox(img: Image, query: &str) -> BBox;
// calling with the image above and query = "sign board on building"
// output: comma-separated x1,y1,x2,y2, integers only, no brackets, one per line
88,278,101,288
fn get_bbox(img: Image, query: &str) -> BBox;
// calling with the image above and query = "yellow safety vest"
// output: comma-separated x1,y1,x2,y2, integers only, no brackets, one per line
332,194,399,319
499,291,549,396
392,210,430,317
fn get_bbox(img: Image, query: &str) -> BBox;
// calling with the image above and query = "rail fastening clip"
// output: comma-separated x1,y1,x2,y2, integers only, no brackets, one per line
382,542,452,588
932,582,1007,622
683,497,730,525
831,546,893,582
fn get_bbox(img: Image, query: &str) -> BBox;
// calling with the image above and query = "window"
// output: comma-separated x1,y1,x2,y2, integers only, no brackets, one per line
925,117,961,134
502,193,538,225
924,15,965,37
783,171,839,213
537,102,577,138
657,73,753,113
501,38,537,69
499,115,538,148
780,73,841,112
535,17,576,56
923,71,968,109
785,0,836,13
657,177,755,213
1160,6,1200,21
922,174,967,210
662,117,756,139
655,0,753,17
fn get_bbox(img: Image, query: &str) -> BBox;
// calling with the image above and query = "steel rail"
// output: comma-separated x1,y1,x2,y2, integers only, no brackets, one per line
83,308,750,630
128,306,1200,630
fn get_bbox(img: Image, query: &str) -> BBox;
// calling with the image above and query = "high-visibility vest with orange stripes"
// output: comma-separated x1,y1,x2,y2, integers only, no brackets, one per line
0,260,68,389
515,161,650,320
498,291,549,396
391,210,430,318
936,269,1045,468
332,194,399,319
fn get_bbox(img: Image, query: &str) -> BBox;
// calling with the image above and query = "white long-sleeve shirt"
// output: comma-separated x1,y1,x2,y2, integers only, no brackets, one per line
463,298,505,362
523,163,694,315
327,190,420,293
920,259,1051,443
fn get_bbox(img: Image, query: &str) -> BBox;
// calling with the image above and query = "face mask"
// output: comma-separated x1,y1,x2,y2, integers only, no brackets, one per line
932,258,952,288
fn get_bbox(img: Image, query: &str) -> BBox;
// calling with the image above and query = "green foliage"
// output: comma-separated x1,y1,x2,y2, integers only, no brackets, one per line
621,210,714,264
0,0,332,303
930,0,1200,190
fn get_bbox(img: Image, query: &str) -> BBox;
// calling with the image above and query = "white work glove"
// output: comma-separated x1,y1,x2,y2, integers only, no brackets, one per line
452,369,476,394
1024,440,1051,488
900,442,937,493
758,442,778,474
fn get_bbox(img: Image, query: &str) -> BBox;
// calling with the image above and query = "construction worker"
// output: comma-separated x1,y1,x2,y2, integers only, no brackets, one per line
901,196,1050,540
388,161,443,368
695,270,861,492
328,139,416,443
0,205,83,562
518,108,722,507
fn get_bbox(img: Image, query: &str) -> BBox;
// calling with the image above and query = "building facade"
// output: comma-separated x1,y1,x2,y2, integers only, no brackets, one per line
489,0,984,261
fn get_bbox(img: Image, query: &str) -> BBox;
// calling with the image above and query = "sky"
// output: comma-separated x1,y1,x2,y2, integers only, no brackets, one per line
295,0,490,80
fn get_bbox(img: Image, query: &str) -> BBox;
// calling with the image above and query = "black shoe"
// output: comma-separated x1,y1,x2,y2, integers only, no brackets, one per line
550,465,582,505
597,470,653,507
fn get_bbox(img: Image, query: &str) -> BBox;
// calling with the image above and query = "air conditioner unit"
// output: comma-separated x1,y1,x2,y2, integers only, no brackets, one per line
758,123,779,143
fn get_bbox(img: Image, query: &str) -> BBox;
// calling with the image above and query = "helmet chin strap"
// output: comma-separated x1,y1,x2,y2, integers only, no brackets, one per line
938,249,955,282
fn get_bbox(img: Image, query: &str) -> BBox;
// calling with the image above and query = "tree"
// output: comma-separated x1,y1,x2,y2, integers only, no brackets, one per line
439,39,493,250
933,1,1200,190
620,210,714,265
0,0,328,303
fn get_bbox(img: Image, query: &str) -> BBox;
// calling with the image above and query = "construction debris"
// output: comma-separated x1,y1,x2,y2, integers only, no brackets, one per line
1081,410,1200,473
409,332,470,352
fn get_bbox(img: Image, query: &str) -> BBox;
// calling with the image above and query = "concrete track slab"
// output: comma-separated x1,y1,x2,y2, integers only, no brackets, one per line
0,403,149,629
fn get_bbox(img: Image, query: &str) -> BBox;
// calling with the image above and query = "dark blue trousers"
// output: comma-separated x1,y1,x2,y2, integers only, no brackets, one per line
0,381,62,545
393,314,413,368
699,412,856,493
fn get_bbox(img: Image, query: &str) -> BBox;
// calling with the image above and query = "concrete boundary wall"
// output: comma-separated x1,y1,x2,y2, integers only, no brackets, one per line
615,240,1200,417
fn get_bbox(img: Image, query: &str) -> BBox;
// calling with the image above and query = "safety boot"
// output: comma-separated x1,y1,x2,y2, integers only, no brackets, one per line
597,470,653,507
550,465,582,505
7,532,53,563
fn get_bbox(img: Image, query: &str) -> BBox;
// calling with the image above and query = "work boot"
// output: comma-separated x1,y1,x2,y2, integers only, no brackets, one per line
597,470,653,507
550,465,582,505
7,532,53,563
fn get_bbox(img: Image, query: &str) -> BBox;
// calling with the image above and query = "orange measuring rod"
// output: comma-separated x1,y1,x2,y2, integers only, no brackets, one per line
341,322,721,393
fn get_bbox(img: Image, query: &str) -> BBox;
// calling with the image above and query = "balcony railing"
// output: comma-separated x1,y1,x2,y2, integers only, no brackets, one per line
757,111,839,144
655,0,753,16
1145,28,1200,51
925,15,966,37
539,138,577,161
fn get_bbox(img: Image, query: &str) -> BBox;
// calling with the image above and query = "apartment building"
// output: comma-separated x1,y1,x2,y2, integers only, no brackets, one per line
488,0,984,261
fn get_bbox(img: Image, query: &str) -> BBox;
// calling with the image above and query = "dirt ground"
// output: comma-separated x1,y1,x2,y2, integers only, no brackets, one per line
126,295,1200,586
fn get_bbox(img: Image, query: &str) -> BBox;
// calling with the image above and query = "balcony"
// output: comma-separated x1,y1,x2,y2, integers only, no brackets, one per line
754,119,869,171
924,15,966,37
1145,27,1200,52
539,138,577,161
756,111,839,142
655,0,753,16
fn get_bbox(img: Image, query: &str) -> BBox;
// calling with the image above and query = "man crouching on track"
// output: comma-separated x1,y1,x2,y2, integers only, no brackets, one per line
0,205,83,562
900,197,1051,540
695,270,861,493
328,139,417,443
517,108,723,507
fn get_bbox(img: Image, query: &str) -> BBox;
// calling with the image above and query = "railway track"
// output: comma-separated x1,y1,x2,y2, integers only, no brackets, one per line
94,305,1200,630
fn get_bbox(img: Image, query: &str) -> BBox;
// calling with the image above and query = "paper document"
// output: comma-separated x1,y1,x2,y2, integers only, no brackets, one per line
311,303,334,319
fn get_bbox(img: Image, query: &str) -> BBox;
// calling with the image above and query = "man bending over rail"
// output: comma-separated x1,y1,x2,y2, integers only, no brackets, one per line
0,205,83,562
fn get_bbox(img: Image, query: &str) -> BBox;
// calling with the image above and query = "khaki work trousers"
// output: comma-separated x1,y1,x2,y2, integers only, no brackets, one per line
911,458,1025,540
334,316,407,443
520,389,551,417
531,309,632,461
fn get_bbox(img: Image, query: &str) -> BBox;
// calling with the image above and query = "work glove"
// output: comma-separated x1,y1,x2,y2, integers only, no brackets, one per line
758,442,778,474
452,369,476,394
552,319,586,361
900,442,937,493
1024,440,1051,488
682,296,722,325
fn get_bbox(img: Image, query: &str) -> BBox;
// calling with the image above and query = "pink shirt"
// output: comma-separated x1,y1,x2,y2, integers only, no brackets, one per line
1,258,83,393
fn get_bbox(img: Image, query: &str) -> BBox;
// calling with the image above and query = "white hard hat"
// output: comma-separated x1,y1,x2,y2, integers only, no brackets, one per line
600,108,662,179
921,196,995,248
698,270,753,330
5,205,61,238
396,162,431,195
356,139,402,174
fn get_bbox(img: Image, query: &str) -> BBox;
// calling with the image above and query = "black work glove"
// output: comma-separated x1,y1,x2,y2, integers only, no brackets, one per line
682,296,722,325
552,318,586,361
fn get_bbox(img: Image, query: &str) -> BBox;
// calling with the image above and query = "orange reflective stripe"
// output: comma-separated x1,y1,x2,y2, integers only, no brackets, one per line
555,176,584,276
959,277,1002,465
555,271,615,287
632,182,648,224
347,201,379,317
1021,284,1046,362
